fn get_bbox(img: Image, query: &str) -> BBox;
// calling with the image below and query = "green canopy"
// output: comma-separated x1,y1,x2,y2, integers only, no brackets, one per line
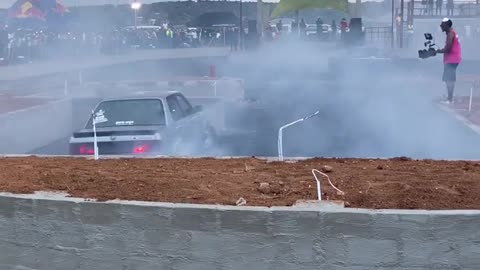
271,0,348,18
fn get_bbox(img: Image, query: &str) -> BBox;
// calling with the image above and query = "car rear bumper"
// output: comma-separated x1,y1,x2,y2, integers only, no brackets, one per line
69,140,162,155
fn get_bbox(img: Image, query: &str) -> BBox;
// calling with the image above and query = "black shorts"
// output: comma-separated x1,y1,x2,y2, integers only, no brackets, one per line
443,63,459,82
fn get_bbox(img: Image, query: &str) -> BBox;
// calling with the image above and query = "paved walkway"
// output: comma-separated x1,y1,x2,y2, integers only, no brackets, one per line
0,94,55,114
0,47,230,81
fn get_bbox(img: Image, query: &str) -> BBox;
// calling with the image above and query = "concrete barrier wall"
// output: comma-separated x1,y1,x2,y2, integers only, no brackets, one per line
0,193,479,270
0,48,230,81
0,99,72,154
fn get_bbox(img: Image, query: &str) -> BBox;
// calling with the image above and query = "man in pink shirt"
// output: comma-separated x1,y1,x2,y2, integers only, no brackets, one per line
436,18,462,104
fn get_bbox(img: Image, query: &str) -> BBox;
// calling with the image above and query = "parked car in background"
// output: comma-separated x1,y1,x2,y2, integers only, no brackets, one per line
305,24,332,40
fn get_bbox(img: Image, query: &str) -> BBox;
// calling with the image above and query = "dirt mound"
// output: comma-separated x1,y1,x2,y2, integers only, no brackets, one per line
0,156,479,209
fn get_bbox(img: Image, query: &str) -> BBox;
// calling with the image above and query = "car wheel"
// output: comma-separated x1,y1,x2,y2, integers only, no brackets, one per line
170,137,184,157
202,126,218,152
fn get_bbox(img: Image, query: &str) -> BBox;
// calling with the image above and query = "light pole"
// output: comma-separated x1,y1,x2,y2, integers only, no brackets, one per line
239,0,243,50
391,0,395,49
399,0,404,48
257,0,263,40
131,1,142,29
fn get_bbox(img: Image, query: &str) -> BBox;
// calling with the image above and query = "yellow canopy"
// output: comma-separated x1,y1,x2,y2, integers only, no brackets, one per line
271,0,348,18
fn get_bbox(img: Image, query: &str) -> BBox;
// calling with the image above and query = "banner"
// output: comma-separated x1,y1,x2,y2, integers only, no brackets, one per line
8,0,68,20
8,0,46,20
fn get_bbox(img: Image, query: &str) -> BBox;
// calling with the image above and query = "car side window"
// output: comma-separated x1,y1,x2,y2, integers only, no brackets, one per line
176,94,193,116
166,95,184,121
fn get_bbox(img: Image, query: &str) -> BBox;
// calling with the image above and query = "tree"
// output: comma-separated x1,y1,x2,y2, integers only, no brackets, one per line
271,0,348,18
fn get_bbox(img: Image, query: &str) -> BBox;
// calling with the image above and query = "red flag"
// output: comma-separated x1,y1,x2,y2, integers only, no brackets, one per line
55,1,69,15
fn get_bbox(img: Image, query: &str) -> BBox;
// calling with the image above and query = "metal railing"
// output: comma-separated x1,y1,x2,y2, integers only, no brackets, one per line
277,110,320,161
397,0,480,18
364,26,393,47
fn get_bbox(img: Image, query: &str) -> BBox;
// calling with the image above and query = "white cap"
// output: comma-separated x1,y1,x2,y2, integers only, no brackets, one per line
442,17,451,22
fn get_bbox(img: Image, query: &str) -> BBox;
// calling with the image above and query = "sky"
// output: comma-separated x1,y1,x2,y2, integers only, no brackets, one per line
0,0,388,9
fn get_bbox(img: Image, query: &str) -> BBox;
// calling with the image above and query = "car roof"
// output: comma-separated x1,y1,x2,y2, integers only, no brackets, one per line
99,90,181,102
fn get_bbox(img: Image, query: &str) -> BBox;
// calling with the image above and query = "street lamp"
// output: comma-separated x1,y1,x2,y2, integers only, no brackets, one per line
131,1,142,29
391,0,395,49
239,0,243,50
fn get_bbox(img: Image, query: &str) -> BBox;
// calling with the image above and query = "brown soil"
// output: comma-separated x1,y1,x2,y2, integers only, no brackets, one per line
0,157,480,210
0,94,52,114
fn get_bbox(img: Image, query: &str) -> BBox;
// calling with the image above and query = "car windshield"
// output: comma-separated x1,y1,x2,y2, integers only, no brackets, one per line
86,99,166,128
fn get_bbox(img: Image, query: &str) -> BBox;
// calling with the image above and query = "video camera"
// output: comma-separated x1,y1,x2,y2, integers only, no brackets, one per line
418,33,438,59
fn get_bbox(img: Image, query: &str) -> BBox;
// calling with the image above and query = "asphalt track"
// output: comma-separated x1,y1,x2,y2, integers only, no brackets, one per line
30,80,480,160
4,44,480,160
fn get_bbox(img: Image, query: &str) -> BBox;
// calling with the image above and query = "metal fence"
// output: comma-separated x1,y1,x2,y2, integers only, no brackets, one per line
364,26,393,48
398,0,480,18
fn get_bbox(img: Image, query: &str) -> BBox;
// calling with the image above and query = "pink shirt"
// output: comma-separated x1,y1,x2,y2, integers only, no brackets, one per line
444,30,462,64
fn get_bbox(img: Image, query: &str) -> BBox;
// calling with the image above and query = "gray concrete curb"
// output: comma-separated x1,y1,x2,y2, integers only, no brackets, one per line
0,192,479,269
437,102,480,136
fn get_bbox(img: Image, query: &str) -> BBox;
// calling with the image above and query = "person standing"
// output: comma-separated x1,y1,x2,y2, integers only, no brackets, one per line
436,0,443,15
0,25,8,61
446,0,454,16
299,18,307,37
232,28,239,51
331,20,337,40
421,0,428,15
428,0,435,15
316,17,323,39
291,20,298,37
166,27,174,48
436,18,462,104
276,20,283,33
340,18,348,41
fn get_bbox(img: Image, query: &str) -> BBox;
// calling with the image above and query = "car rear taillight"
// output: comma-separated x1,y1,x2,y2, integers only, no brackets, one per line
79,145,95,155
133,144,150,154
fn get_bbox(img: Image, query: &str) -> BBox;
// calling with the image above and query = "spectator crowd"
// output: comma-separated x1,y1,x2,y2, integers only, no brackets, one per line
0,23,238,66
263,17,355,43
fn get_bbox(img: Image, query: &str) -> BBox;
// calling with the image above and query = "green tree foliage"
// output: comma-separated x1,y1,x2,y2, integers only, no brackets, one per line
272,0,348,17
